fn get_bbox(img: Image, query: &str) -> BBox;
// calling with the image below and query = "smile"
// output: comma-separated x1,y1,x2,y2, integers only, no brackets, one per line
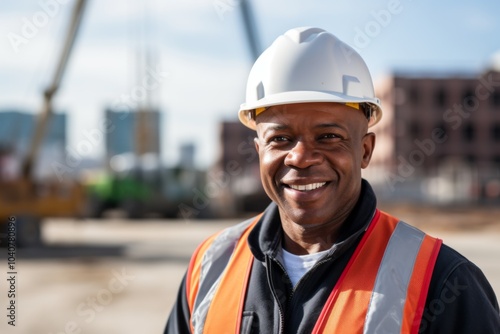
288,182,326,192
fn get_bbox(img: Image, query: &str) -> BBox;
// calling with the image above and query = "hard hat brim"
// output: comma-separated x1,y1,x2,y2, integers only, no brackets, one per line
238,90,382,130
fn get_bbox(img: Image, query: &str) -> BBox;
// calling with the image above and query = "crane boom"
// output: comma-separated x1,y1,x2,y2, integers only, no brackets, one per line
22,0,88,178
238,1,260,62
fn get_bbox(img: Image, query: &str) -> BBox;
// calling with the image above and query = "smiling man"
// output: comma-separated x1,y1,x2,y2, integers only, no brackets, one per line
165,27,500,334
254,102,375,256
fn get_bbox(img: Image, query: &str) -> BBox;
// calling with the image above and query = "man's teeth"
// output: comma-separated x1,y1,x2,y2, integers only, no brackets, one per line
289,182,326,191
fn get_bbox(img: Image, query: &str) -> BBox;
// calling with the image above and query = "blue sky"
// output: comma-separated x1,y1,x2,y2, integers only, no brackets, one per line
1,0,499,168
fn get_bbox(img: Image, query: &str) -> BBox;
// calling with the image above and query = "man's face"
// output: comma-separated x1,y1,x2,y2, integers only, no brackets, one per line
254,102,375,227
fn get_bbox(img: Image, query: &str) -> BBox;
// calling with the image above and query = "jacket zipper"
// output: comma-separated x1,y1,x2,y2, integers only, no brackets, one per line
272,256,332,333
265,255,293,334
267,252,333,333
292,257,331,294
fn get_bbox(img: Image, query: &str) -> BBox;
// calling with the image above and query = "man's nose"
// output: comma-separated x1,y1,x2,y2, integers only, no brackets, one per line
284,140,323,169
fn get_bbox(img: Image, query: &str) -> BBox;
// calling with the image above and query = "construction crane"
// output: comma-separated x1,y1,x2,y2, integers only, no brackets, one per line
0,0,263,229
238,1,261,62
86,2,263,219
0,0,88,246
22,0,87,178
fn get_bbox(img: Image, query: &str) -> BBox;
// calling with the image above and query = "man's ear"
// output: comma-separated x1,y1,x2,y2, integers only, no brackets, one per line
361,132,376,169
254,136,260,153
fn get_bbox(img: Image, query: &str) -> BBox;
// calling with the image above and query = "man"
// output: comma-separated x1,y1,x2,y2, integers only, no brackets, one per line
165,27,500,333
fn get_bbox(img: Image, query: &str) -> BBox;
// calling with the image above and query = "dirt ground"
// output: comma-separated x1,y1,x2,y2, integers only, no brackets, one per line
0,206,498,334
379,203,500,232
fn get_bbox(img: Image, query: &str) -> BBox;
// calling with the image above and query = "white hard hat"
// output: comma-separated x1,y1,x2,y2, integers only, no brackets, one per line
238,27,382,129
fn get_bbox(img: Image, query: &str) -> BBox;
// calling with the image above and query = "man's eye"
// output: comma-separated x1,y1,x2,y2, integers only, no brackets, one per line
319,133,340,140
271,136,288,142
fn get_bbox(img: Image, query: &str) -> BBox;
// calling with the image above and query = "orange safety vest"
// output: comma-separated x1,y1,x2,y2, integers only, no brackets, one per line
185,210,442,334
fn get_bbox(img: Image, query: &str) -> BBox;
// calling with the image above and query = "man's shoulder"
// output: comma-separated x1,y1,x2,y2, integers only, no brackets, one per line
434,243,469,277
429,242,498,306
421,243,500,333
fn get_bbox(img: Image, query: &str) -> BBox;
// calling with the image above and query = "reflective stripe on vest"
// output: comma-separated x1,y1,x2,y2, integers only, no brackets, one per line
312,210,442,334
186,217,259,334
186,210,442,334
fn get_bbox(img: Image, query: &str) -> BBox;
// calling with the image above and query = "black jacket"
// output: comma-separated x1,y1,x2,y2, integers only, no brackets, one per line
165,181,500,333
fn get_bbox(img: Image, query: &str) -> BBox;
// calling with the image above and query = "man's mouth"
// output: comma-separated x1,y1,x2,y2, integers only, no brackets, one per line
287,182,327,192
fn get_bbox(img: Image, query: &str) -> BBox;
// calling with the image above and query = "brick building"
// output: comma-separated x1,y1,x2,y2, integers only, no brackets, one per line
367,67,500,203
210,121,269,217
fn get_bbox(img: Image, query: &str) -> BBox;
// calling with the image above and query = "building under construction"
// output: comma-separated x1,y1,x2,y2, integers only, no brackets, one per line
368,66,500,204
0,110,67,180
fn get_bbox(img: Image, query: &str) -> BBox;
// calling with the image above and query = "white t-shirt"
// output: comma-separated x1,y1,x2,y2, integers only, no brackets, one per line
282,248,330,287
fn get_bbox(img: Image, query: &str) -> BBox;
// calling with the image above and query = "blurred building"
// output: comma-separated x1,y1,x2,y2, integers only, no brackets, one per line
368,67,500,204
179,142,196,169
209,121,269,217
0,110,66,152
105,108,161,159
0,110,66,179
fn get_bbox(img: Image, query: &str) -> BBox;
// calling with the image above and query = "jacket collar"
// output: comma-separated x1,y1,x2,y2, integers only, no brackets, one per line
247,179,377,262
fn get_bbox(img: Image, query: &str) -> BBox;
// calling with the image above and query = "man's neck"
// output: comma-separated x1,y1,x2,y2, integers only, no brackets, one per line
279,201,355,255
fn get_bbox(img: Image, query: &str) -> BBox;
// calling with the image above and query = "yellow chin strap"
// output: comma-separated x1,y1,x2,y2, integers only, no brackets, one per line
345,102,360,110
255,107,267,116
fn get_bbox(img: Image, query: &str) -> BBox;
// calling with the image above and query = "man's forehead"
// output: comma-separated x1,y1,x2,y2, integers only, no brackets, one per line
268,102,349,112
255,102,369,135
258,103,358,124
